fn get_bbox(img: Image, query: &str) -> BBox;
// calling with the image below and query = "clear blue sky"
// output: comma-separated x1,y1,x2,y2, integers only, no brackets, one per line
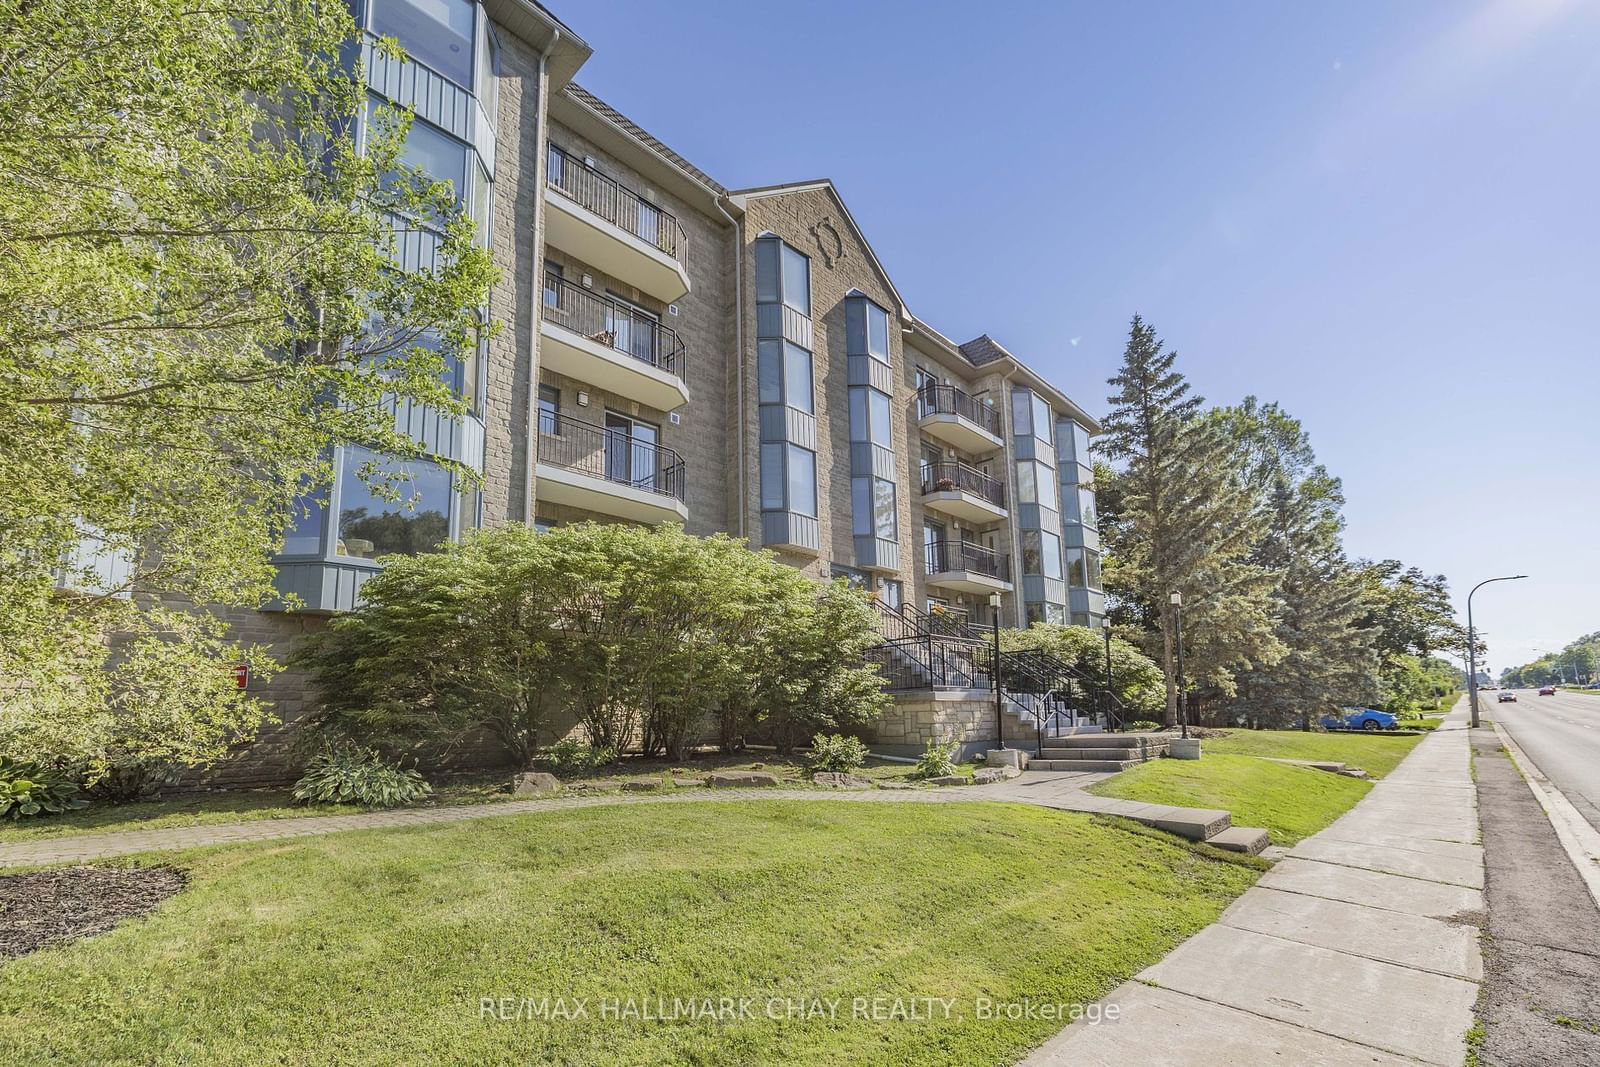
565,0,1598,672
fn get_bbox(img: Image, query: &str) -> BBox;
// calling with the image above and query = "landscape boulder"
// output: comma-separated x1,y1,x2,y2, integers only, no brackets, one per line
704,771,782,788
622,778,671,792
512,771,562,796
924,774,972,786
972,768,1008,785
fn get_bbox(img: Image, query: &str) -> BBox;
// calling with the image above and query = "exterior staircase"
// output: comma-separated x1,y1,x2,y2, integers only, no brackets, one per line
1028,733,1169,771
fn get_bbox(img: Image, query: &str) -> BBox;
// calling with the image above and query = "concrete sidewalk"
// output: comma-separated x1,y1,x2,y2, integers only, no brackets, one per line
1022,709,1483,1066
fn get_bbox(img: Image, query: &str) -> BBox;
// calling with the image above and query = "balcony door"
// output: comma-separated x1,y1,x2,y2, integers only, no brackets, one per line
923,519,946,572
915,367,938,418
606,291,658,365
605,412,659,490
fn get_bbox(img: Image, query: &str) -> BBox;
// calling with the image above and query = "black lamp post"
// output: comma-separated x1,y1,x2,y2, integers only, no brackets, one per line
990,592,1005,750
1467,574,1527,728
1170,591,1188,740
1101,617,1116,731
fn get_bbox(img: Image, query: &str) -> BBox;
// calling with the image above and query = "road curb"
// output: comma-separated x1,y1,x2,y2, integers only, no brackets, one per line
1490,720,1600,910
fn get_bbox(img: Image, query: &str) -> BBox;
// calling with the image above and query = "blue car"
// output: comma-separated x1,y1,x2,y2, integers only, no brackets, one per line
1321,708,1399,732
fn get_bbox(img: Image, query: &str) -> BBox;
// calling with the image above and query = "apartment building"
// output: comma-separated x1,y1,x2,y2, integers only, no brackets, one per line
222,0,1106,779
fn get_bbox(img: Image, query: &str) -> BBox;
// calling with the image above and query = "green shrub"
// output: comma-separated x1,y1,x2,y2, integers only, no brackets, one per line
535,739,618,779
0,757,88,819
1127,720,1162,732
805,734,869,774
291,745,431,808
913,738,958,780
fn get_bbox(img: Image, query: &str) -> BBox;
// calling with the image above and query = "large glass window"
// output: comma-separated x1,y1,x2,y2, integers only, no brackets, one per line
369,96,470,224
787,445,817,517
755,239,780,304
784,342,814,414
538,384,559,435
1032,394,1053,445
758,340,782,404
850,477,896,538
781,244,810,316
282,487,326,556
371,0,476,89
1066,547,1086,587
758,339,813,412
760,443,784,510
873,477,897,539
1084,548,1102,590
850,386,893,449
848,297,890,364
1072,421,1092,464
1077,487,1098,528
1022,529,1063,578
336,445,452,559
1011,388,1032,437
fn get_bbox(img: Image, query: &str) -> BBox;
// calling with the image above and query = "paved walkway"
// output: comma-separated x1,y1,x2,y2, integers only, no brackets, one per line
0,764,1254,870
1022,706,1483,1066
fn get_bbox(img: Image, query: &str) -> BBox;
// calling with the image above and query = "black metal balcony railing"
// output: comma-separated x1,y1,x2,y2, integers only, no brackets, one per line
924,539,1011,581
547,144,684,258
920,461,1005,507
543,272,685,377
539,410,686,504
915,383,1002,437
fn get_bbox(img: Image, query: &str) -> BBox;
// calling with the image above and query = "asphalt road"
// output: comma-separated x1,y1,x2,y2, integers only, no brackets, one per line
1485,688,1600,832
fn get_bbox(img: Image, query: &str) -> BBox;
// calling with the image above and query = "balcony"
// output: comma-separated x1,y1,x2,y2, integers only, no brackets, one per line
544,145,690,304
920,461,1007,523
540,273,690,411
916,384,1003,453
925,539,1013,595
535,410,688,525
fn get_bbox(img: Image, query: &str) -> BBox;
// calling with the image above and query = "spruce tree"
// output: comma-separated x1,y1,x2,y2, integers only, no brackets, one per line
1216,400,1377,729
1098,318,1284,723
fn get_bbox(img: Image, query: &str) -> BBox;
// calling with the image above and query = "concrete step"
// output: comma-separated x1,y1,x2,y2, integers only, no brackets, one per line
1028,758,1144,772
1037,746,1160,762
1047,734,1168,750
1206,826,1271,855
1146,807,1233,841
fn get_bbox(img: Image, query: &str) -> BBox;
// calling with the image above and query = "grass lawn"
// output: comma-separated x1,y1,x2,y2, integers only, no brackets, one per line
0,801,1259,1066
1199,728,1427,779
1089,753,1372,846
0,755,965,845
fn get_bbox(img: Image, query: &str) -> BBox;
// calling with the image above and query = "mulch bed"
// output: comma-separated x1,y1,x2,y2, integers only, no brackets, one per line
0,865,187,959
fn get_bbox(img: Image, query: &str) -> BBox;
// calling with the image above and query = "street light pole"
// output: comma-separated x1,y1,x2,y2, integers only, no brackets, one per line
1102,618,1116,732
1467,574,1528,729
1170,591,1188,740
990,592,1005,750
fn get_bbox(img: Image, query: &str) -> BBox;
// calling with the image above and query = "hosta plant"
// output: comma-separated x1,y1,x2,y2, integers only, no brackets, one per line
805,733,870,774
913,737,958,780
0,757,88,819
291,745,431,809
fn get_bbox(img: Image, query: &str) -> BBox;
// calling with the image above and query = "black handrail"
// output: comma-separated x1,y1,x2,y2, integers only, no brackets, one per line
547,144,685,258
537,410,686,503
915,383,1001,437
542,272,685,376
920,461,1005,507
924,539,1011,581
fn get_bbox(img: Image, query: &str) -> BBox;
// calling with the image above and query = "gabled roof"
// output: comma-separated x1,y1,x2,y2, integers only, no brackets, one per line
563,84,727,197
727,179,909,318
958,334,1013,367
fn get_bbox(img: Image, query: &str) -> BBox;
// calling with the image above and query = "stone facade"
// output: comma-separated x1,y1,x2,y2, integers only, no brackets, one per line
871,694,1001,761
201,0,1105,786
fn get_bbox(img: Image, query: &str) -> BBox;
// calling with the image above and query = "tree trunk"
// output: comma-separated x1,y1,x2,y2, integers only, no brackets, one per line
1161,619,1178,727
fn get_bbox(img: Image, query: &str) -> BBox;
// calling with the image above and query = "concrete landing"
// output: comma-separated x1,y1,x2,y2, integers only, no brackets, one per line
1019,702,1483,1066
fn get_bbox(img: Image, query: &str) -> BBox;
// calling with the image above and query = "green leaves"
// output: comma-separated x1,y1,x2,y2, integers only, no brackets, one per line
0,0,496,779
291,744,432,809
0,758,88,820
298,524,890,764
